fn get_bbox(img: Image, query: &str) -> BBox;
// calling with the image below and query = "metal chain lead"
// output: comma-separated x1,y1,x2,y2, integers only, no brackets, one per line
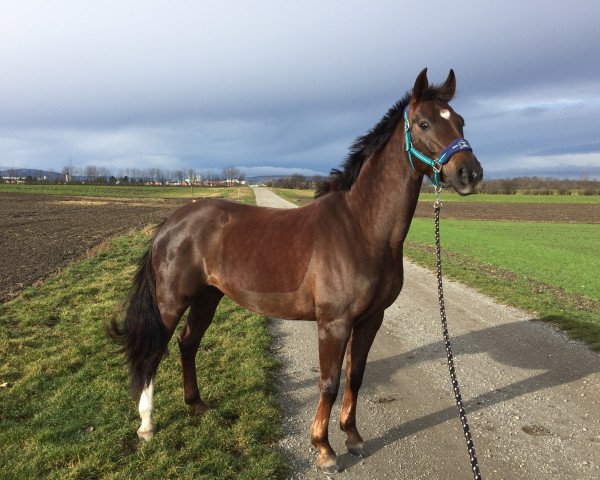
434,198,482,480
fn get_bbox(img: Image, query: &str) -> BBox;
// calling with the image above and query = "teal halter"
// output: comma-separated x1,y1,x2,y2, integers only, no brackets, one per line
403,107,473,187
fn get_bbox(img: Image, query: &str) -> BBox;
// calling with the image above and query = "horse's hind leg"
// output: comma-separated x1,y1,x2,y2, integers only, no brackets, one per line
136,299,189,441
137,379,155,440
340,310,384,457
178,286,223,414
311,317,352,474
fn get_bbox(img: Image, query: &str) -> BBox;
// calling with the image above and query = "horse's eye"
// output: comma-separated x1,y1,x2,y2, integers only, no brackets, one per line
419,121,430,131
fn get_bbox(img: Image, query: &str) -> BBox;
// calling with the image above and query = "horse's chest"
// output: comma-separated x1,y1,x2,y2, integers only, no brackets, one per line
371,260,404,309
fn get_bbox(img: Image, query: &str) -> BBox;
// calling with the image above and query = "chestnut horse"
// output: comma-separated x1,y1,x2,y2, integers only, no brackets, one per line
111,68,483,473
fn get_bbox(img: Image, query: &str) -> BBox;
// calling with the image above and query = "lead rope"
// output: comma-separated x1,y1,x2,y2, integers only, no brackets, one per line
433,191,482,480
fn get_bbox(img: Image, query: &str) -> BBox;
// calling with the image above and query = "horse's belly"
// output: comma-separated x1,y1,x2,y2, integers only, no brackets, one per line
217,284,316,321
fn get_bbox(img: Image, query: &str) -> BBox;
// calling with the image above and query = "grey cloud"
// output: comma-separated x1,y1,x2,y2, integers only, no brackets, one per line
531,142,600,157
1,1,599,177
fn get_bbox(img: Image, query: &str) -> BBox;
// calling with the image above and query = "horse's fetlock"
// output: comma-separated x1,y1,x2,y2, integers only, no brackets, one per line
339,416,354,432
184,392,201,405
137,423,154,441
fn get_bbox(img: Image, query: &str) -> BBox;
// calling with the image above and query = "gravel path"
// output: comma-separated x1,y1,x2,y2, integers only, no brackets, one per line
252,187,600,479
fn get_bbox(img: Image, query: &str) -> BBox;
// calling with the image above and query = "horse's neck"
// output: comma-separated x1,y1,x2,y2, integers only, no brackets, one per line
345,129,423,255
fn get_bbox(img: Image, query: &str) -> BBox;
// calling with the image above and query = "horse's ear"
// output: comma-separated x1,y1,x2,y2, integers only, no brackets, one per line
411,68,429,103
439,69,456,101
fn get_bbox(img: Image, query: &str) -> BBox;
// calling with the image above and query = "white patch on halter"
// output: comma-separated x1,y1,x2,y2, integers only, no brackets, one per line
440,109,451,120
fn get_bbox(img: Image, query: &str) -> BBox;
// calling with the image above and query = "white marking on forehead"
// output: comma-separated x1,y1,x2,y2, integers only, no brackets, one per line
440,109,451,120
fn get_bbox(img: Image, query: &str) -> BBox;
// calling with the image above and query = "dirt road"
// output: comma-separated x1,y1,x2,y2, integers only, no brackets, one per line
253,187,600,479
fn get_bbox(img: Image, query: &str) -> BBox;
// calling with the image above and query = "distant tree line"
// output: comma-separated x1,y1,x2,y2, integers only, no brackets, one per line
1,165,246,186
476,177,600,195
2,164,599,195
269,173,599,195
266,173,324,190
67,165,246,185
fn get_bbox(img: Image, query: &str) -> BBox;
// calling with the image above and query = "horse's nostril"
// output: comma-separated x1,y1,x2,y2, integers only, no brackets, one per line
457,167,482,185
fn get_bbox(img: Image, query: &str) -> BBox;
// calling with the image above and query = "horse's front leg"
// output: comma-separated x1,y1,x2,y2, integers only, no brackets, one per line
311,317,352,474
340,310,384,457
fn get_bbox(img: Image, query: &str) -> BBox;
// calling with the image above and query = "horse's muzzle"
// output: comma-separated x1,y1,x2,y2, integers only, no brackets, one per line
447,156,483,196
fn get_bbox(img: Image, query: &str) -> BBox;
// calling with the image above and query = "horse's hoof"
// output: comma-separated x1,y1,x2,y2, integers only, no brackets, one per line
191,402,209,416
137,428,154,441
317,457,340,475
346,440,366,458
319,463,341,475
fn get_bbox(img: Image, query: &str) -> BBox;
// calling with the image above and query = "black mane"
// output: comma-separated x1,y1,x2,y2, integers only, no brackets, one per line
315,83,452,198
314,92,410,198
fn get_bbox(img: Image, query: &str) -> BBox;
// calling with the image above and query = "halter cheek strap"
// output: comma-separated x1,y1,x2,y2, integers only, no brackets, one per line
403,107,473,187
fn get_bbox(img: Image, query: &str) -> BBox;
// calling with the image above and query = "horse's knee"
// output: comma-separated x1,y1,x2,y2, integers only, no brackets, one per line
319,378,340,402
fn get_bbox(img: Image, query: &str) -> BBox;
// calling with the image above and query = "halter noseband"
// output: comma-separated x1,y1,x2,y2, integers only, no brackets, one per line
403,107,473,187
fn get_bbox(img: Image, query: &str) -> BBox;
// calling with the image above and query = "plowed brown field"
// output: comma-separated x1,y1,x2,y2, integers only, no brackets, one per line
414,201,599,223
0,193,188,302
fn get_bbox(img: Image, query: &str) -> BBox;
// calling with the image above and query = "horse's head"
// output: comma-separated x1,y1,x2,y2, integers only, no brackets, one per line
405,68,483,195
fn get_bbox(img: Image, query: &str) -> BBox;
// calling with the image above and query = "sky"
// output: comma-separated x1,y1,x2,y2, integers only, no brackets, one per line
1,0,599,179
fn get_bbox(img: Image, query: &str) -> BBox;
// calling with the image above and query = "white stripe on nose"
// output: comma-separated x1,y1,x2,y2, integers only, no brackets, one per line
440,109,450,120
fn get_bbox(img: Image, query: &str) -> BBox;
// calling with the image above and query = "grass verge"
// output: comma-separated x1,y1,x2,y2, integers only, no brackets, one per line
0,231,286,479
405,218,600,350
0,184,255,203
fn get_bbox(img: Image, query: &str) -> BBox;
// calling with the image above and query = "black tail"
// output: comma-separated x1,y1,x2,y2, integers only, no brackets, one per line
109,246,168,398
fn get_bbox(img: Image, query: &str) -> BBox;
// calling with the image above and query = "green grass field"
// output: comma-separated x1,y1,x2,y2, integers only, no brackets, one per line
0,183,255,203
0,232,286,479
408,219,599,300
405,218,600,349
